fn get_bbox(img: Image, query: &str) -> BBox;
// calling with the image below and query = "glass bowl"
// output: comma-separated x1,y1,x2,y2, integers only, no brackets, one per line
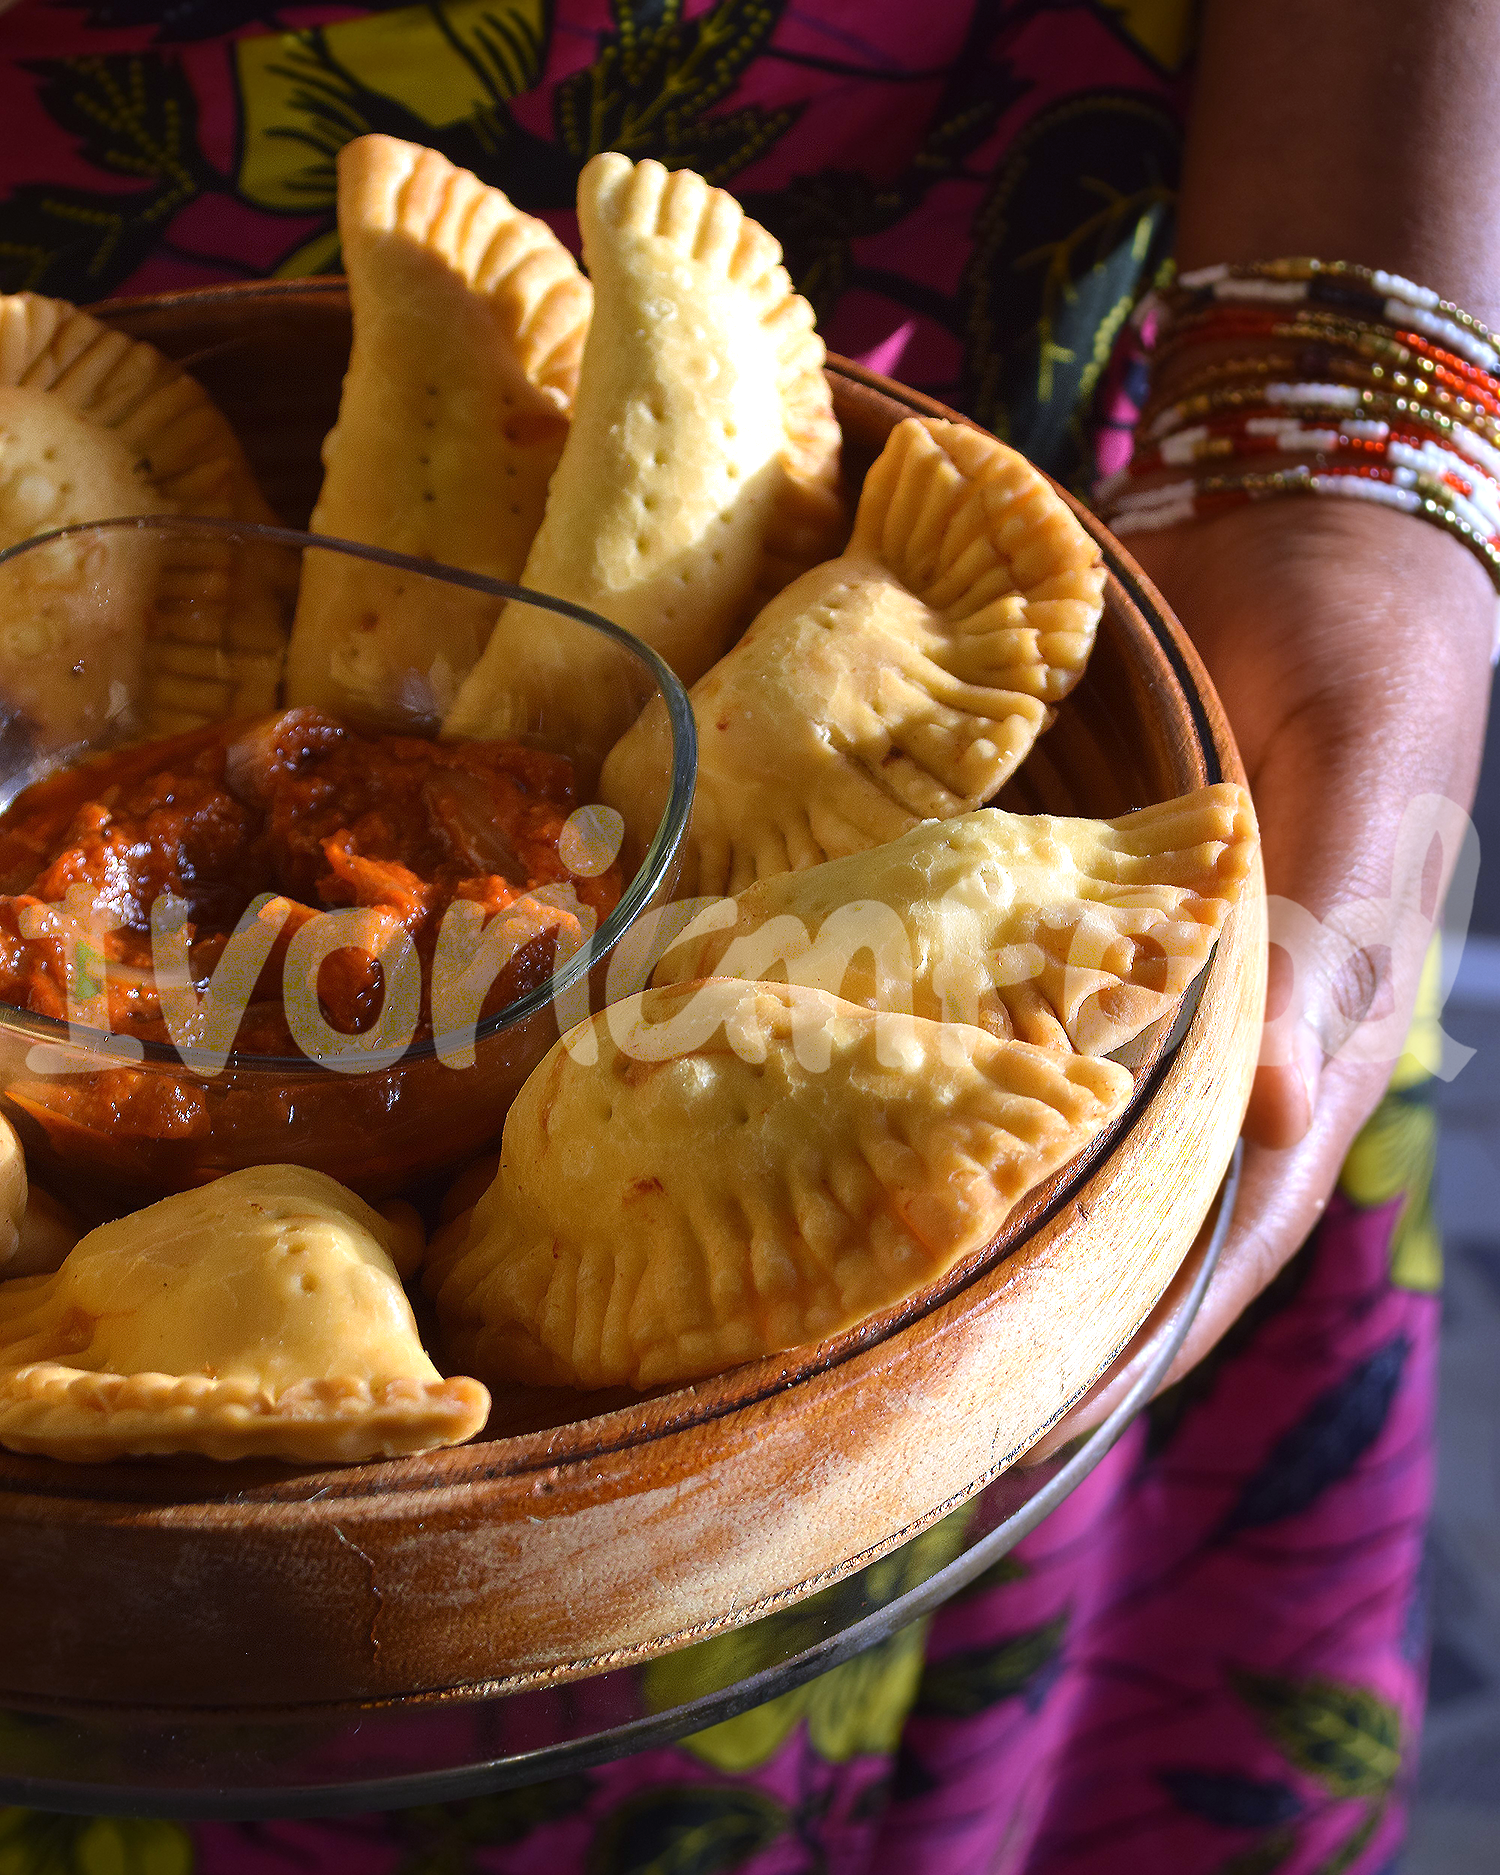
0,516,696,1217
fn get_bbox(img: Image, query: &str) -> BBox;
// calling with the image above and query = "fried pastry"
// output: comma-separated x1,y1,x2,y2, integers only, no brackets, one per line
426,979,1132,1390
653,784,1258,1053
0,1112,82,1285
0,1164,489,1462
441,152,845,766
285,135,592,730
600,417,1105,894
5,1188,81,1281
0,292,272,522
0,1112,23,1271
0,387,163,747
0,290,283,738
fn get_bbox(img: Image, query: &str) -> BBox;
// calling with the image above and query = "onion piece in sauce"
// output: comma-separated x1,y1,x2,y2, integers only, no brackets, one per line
224,708,345,809
422,768,529,887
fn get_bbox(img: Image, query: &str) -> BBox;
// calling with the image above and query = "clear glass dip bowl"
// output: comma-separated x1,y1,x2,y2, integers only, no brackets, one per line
0,516,696,1218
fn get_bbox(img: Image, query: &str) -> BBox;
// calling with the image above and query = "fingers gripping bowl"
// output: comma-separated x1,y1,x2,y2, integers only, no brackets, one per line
0,278,1266,1711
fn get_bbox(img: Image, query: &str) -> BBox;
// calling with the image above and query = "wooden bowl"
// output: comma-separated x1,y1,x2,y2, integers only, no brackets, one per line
0,283,1266,1712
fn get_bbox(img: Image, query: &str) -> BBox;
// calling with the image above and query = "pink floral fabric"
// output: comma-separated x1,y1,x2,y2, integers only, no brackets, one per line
0,6,1436,1871
0,0,1188,487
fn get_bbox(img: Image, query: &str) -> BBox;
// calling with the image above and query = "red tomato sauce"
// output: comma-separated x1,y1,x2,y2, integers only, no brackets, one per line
0,708,620,1057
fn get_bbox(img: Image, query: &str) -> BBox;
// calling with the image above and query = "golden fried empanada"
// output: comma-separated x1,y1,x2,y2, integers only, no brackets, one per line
0,1165,489,1462
0,385,158,541
426,979,1132,1390
600,417,1105,894
0,1117,77,1283
0,292,272,522
285,135,592,730
6,1188,80,1281
0,290,283,737
0,387,162,747
441,152,845,765
0,1112,23,1271
654,785,1258,1053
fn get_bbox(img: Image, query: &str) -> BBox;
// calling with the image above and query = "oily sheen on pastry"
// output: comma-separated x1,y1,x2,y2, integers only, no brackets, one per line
285,135,593,731
0,1165,489,1462
600,416,1105,893
426,979,1132,1390
0,292,283,739
654,785,1258,1053
441,152,846,766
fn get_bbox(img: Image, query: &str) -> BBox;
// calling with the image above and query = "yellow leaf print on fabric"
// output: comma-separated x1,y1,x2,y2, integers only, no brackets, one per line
273,226,343,281
1389,936,1446,1091
1092,0,1196,73
1339,1088,1441,1294
76,1819,193,1875
805,1619,927,1761
1335,936,1446,1291
681,1621,927,1775
643,1510,972,1772
0,1811,193,1875
236,0,548,217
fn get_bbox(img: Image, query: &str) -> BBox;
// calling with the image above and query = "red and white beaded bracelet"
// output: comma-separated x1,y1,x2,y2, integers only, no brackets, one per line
1097,258,1500,601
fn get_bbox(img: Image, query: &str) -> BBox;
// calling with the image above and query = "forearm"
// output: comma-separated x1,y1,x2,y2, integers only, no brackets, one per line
1166,0,1500,789
1129,3,1500,1141
1178,0,1500,326
1009,4,1500,1433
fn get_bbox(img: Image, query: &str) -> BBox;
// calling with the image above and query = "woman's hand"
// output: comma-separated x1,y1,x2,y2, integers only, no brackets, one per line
1030,498,1494,1457
1022,0,1500,1460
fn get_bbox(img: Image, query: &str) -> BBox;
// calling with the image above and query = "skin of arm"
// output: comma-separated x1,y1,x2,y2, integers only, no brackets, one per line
1034,0,1499,1449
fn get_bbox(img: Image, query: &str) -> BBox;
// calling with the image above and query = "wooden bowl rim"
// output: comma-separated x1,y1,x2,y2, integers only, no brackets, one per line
0,284,1241,1516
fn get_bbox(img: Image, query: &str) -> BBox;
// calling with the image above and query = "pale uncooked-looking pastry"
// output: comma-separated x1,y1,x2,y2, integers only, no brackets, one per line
441,152,846,768
0,1110,79,1281
285,135,593,731
426,979,1132,1390
600,417,1105,895
654,784,1258,1053
0,1164,489,1462
0,290,283,737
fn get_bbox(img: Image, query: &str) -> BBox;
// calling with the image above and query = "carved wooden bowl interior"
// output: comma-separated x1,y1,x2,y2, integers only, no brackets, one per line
0,283,1265,1713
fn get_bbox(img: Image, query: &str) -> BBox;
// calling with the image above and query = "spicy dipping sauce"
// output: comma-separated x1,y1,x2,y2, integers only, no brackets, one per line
0,708,621,1056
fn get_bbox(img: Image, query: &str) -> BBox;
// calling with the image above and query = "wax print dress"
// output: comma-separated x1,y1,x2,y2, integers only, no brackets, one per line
0,3,1441,1871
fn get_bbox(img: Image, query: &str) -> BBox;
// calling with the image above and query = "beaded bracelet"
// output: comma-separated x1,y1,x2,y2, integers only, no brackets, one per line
1096,257,1500,597
1113,419,1500,532
1144,352,1500,430
1140,383,1500,463
1174,258,1500,372
1105,461,1500,591
1154,308,1500,400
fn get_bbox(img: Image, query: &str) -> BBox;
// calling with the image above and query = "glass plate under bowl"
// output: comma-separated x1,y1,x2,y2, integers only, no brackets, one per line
0,516,696,1215
0,288,1262,1775
0,1152,1236,1818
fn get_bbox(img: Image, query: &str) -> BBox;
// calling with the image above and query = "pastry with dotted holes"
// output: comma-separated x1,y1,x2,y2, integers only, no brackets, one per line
0,1164,489,1463
426,979,1131,1391
285,134,592,731
652,784,1259,1054
602,417,1106,893
442,151,846,770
